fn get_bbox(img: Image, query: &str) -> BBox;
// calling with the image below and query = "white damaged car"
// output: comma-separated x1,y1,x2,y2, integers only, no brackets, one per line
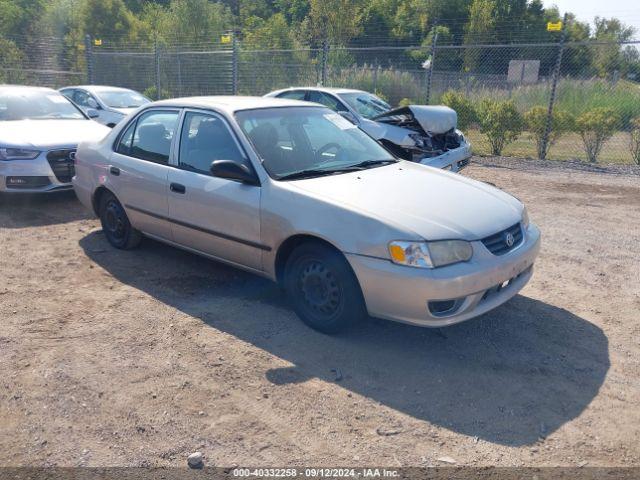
266,87,472,172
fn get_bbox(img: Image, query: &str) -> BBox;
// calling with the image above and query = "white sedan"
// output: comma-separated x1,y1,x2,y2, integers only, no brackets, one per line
0,85,110,193
59,85,150,127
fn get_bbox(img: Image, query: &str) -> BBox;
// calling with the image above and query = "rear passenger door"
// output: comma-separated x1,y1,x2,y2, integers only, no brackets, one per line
167,110,263,271
110,109,181,240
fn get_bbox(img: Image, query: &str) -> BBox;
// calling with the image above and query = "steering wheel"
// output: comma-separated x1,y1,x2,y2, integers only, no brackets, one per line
316,142,342,162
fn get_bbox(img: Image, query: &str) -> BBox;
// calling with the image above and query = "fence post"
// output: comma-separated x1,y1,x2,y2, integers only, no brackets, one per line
232,30,239,95
176,47,183,97
425,25,438,104
84,35,94,84
320,39,329,86
154,40,161,100
541,14,568,160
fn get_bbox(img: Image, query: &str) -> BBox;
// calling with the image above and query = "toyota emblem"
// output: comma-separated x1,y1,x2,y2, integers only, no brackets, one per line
504,232,515,247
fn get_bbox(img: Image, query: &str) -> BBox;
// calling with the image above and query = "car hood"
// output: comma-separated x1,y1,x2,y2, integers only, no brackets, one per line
289,161,523,241
0,119,110,149
373,105,457,135
108,107,137,115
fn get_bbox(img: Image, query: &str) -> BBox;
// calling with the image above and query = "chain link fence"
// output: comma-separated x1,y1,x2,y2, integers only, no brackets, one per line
3,31,639,165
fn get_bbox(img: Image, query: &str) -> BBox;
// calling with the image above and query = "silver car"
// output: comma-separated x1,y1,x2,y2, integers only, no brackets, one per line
266,87,472,172
73,96,540,333
59,85,150,127
0,85,110,193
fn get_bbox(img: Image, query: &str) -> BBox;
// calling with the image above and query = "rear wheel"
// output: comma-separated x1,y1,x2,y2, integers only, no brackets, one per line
99,191,142,249
283,242,367,334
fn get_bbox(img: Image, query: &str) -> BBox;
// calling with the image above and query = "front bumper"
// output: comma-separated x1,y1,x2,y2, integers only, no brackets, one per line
418,140,472,173
346,223,541,327
0,150,74,193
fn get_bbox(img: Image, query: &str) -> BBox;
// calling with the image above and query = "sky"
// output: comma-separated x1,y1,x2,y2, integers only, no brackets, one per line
542,0,640,38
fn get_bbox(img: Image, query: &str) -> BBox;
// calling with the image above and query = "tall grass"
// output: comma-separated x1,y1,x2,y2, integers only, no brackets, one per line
434,78,640,127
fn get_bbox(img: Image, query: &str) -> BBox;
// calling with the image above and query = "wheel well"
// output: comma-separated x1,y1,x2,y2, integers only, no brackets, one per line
92,186,112,216
274,234,341,285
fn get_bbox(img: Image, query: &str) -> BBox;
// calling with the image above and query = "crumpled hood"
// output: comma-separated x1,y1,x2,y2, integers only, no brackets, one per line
290,161,523,241
0,119,110,149
374,105,458,134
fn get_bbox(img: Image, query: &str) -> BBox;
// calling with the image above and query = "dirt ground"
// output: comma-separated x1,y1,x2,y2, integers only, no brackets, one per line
1,157,639,468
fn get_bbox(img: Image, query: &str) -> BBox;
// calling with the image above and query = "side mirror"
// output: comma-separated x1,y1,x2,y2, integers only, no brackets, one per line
339,111,358,125
86,108,100,119
210,160,259,186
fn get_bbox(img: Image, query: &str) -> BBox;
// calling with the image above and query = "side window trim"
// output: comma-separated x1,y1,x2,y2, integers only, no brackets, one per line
113,107,182,164
174,107,251,176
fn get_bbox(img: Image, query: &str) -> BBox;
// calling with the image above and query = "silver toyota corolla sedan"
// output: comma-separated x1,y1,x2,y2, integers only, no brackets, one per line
73,96,540,333
0,85,110,193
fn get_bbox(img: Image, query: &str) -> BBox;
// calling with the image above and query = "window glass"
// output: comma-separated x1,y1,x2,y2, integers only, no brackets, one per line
339,92,391,119
128,110,179,164
116,120,136,155
276,90,307,101
307,91,348,112
73,90,93,108
236,106,394,179
98,90,150,108
0,89,85,121
179,112,245,174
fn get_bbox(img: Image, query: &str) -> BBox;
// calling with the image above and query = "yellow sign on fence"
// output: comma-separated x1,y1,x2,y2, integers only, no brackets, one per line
220,34,232,44
547,21,563,32
93,39,103,46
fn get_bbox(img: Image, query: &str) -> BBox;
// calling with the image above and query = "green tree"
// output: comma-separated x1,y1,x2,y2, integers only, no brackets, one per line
477,99,524,156
575,107,619,163
82,0,139,41
0,38,26,83
463,0,496,72
441,90,477,130
524,106,574,159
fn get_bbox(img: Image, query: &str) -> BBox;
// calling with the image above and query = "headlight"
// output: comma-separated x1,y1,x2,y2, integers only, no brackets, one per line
0,148,40,161
521,206,530,229
388,240,473,268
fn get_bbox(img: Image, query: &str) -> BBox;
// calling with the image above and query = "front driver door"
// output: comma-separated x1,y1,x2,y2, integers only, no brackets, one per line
167,110,263,271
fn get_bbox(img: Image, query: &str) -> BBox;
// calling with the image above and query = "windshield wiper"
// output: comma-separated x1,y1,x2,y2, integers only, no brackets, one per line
277,160,396,181
346,159,397,169
277,169,348,181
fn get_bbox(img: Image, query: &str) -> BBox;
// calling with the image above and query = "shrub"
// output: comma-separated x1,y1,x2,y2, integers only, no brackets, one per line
629,118,640,165
441,90,477,130
524,106,575,159
143,85,171,100
574,107,619,163
476,100,524,156
398,97,413,107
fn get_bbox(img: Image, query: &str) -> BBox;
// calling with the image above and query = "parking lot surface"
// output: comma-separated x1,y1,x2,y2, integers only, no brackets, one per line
1,157,639,467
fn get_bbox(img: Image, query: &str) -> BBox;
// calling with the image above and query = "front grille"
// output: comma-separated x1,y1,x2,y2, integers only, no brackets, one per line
46,149,76,183
481,223,523,256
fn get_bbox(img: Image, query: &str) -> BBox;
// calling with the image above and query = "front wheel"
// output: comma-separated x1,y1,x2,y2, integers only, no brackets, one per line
283,242,367,334
99,192,142,249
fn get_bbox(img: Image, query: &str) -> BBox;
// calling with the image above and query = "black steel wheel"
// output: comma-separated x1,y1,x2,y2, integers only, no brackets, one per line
99,192,142,250
283,241,367,333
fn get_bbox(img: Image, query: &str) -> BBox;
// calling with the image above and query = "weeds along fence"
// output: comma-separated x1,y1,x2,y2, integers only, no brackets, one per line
2,31,640,165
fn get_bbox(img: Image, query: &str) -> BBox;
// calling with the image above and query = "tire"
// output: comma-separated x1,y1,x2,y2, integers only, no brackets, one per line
98,191,142,250
283,242,367,334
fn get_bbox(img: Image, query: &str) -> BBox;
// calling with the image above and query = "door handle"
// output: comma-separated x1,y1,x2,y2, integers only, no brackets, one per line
170,182,186,194
109,166,120,176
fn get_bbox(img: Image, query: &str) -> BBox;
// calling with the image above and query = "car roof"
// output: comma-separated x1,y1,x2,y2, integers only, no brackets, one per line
150,95,318,113
0,84,58,93
61,85,139,93
271,86,367,96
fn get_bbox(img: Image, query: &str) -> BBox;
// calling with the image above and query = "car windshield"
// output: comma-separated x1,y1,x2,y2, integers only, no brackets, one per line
0,89,86,121
339,92,391,119
236,106,396,180
97,90,150,108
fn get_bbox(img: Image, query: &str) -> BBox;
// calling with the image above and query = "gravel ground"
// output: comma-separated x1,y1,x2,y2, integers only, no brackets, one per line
1,157,639,467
